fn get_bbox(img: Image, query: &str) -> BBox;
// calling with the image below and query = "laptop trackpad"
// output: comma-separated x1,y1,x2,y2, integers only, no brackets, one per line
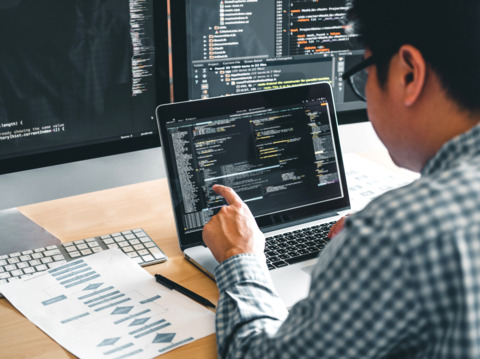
270,259,316,309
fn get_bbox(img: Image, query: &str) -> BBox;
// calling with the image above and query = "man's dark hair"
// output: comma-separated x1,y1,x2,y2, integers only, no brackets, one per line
348,0,480,112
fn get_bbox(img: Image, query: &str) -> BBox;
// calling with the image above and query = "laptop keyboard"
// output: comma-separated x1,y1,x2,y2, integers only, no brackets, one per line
265,221,335,269
0,229,167,292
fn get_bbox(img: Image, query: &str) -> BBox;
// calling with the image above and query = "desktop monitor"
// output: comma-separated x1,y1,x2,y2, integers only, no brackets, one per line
0,0,169,175
170,0,368,124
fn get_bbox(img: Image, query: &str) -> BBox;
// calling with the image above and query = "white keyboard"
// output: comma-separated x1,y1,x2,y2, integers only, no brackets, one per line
0,228,167,296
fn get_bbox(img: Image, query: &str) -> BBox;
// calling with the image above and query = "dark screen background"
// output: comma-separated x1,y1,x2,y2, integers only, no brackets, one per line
0,0,157,160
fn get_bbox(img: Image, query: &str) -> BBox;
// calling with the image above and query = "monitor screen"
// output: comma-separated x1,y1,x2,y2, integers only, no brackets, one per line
170,0,367,118
0,0,168,174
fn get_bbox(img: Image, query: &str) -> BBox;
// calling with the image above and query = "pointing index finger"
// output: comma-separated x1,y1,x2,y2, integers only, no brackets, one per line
213,185,242,206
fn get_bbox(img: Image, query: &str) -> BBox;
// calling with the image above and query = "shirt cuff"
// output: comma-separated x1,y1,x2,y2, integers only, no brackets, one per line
214,253,273,292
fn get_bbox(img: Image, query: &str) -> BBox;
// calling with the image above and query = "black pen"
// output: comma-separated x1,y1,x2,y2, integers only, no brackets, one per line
154,274,216,309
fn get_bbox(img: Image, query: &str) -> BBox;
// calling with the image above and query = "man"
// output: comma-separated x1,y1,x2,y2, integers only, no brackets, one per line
203,0,480,357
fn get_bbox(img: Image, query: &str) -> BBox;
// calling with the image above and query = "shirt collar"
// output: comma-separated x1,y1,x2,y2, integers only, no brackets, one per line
422,122,480,176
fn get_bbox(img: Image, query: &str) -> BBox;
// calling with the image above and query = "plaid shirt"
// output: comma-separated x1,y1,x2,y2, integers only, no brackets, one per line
214,123,480,359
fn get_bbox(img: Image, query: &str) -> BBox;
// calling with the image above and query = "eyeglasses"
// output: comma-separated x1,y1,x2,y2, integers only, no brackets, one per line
342,56,376,102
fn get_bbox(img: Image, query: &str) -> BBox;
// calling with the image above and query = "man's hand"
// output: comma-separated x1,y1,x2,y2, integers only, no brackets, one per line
202,185,265,263
327,216,348,239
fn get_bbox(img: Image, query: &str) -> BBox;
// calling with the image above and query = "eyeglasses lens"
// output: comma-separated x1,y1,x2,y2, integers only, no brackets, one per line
351,69,368,101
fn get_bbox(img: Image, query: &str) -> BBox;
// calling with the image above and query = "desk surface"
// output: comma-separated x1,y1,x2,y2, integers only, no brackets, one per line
1,178,219,359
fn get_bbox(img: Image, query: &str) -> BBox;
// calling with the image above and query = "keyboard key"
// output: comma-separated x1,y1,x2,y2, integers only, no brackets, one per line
149,247,166,259
43,249,61,257
0,273,11,280
35,264,48,271
133,244,145,251
272,261,288,268
80,249,93,256
141,255,154,262
11,269,23,277
5,264,17,271
137,249,149,256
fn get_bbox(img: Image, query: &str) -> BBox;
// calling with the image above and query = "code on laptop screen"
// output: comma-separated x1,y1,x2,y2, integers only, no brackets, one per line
164,95,344,234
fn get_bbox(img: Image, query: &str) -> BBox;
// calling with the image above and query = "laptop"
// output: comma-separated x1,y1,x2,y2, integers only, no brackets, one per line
156,83,350,308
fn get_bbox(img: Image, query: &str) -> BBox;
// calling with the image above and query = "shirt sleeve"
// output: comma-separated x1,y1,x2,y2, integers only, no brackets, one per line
214,214,425,359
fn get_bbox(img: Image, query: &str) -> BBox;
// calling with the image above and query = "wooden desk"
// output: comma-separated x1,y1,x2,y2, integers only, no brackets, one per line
0,178,219,359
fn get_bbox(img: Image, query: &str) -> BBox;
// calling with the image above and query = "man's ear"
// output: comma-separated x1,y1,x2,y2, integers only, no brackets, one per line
397,45,427,107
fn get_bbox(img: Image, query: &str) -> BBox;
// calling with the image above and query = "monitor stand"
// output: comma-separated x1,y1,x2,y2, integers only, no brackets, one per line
0,147,165,211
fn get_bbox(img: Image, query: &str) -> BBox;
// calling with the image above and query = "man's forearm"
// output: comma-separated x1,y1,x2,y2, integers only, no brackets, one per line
215,254,288,358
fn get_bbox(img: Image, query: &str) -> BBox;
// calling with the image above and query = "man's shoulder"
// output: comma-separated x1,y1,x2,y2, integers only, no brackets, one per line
349,158,480,249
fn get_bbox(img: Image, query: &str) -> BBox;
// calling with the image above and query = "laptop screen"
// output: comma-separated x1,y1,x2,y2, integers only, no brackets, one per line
157,83,350,249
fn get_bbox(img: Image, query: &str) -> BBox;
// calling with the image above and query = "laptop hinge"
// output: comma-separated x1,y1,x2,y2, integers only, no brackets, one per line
260,206,349,234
